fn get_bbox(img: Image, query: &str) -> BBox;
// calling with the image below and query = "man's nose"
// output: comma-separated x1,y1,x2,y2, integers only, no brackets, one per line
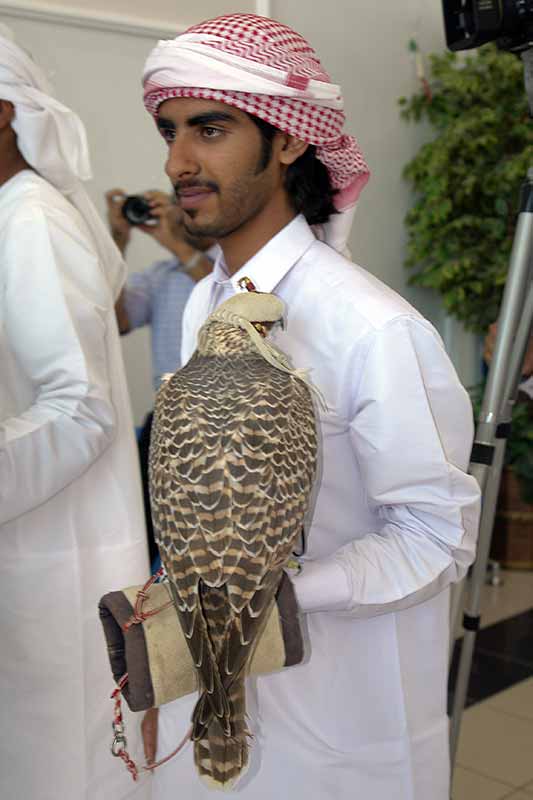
165,140,200,184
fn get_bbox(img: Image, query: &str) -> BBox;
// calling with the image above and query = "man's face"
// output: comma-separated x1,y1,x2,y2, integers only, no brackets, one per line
157,98,283,240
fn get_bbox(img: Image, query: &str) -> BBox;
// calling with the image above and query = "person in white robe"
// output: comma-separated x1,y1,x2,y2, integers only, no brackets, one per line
140,13,481,800
0,24,150,800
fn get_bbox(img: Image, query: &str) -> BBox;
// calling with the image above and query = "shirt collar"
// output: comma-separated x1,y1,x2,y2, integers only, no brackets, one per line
212,215,315,294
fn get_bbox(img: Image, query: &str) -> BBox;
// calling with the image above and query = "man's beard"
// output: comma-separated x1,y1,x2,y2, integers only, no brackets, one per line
179,172,274,241
182,228,216,251
182,212,249,241
175,143,274,241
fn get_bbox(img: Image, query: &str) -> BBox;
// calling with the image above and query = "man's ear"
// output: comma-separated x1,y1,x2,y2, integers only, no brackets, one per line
277,134,308,166
0,100,15,130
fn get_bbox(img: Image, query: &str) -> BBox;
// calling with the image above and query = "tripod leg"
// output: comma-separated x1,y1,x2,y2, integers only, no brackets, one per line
449,171,533,767
449,578,466,667
450,438,506,761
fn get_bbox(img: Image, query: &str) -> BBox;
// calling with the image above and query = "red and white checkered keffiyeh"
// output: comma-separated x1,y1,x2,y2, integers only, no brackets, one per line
143,14,370,223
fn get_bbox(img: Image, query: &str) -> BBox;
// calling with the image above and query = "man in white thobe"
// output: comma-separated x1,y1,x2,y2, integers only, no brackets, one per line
140,13,481,800
0,25,150,800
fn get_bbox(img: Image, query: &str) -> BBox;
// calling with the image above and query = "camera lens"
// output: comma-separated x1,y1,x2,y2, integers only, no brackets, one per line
121,195,155,226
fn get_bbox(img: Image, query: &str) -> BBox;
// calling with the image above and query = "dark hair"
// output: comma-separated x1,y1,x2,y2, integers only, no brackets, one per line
250,115,338,226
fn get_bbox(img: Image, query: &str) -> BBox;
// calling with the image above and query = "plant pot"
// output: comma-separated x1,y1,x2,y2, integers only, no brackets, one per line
490,467,533,570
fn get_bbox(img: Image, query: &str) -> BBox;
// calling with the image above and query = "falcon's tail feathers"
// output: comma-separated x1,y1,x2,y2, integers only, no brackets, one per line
193,675,250,790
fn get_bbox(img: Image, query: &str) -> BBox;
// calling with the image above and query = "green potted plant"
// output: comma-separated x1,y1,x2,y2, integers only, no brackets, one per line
400,44,533,567
399,44,532,332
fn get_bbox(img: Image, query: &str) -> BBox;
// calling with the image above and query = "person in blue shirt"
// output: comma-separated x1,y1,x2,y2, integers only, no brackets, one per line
106,188,216,564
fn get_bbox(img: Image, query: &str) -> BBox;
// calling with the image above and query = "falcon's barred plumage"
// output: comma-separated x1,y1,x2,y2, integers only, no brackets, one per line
149,292,318,790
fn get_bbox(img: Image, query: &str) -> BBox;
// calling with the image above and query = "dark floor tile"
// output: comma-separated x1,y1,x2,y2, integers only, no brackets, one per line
475,609,533,667
448,609,533,713
448,644,533,712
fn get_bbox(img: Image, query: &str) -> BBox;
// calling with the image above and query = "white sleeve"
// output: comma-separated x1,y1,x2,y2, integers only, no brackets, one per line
292,317,481,617
0,208,117,524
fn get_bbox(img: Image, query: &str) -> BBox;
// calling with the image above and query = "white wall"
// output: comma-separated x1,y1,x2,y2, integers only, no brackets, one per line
7,0,255,28
0,1,480,423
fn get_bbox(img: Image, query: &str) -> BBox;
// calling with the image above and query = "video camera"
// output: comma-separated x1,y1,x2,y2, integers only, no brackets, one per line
442,0,533,53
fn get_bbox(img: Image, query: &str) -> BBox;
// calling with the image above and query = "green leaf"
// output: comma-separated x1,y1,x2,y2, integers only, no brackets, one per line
400,44,532,332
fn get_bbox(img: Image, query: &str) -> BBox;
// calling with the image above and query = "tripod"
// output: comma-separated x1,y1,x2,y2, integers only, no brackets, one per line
449,49,533,768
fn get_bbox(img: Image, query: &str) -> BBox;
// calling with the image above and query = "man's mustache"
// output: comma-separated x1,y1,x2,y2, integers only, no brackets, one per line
173,180,219,195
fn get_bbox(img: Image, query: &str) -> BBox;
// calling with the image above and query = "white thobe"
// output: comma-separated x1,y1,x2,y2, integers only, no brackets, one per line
0,171,150,800
153,215,480,800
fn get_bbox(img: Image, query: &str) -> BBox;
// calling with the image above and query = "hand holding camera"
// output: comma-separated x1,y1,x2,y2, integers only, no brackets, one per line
105,189,182,256
105,188,133,254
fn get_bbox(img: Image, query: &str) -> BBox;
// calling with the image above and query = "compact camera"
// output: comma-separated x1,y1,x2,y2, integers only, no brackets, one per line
442,0,533,52
121,195,157,226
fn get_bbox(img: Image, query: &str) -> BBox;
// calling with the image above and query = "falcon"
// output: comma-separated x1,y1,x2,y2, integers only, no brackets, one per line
149,291,317,789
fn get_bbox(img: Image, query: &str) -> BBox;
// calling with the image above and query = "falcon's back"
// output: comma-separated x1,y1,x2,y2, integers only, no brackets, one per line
149,345,317,613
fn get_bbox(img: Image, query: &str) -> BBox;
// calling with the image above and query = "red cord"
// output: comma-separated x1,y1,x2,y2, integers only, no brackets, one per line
122,568,173,632
110,569,191,780
111,674,191,780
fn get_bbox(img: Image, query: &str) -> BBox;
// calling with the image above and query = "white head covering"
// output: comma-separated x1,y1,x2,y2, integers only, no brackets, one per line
0,24,125,298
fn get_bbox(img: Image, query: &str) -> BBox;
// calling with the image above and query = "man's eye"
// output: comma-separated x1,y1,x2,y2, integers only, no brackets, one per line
202,127,222,139
159,128,175,143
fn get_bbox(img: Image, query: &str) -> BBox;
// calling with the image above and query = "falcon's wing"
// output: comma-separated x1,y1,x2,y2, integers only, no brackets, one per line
149,352,317,727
